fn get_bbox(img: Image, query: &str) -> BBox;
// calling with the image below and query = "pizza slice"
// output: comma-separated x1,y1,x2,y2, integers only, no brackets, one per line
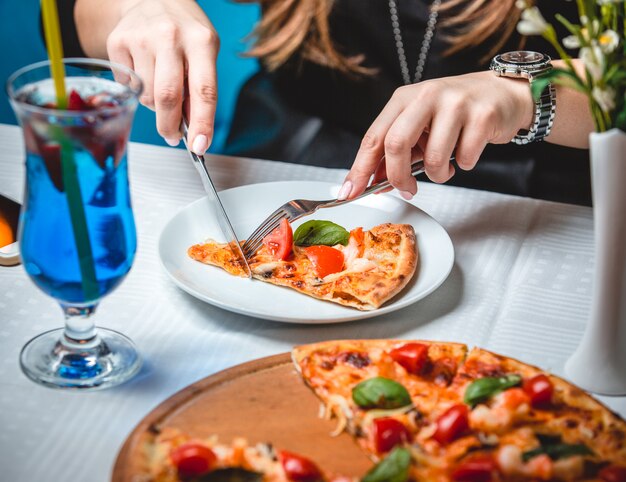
144,426,355,482
188,220,418,310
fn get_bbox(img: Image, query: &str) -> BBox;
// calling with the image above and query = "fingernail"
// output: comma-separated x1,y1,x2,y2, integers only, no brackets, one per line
165,137,179,147
400,190,414,200
337,181,353,200
192,134,208,155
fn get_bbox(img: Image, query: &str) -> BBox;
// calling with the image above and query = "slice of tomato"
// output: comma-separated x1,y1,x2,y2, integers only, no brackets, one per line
279,450,323,482
262,218,293,260
170,442,216,478
522,374,554,408
451,453,497,482
599,466,626,482
389,343,429,375
372,417,411,453
433,404,469,445
305,245,344,278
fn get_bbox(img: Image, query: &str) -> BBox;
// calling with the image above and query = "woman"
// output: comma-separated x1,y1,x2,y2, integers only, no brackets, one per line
63,0,592,204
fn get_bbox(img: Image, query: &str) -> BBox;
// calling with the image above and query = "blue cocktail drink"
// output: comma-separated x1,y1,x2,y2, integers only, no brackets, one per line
21,125,136,304
7,59,143,389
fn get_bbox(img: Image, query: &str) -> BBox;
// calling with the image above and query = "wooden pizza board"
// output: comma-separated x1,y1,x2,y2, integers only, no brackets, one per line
112,353,373,481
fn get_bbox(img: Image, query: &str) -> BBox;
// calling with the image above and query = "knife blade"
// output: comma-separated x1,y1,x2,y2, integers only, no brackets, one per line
180,119,252,278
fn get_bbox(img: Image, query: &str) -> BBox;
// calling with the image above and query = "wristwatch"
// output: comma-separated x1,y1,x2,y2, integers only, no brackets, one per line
490,51,556,145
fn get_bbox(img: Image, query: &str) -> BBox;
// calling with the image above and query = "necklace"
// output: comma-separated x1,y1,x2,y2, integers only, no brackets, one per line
388,0,441,85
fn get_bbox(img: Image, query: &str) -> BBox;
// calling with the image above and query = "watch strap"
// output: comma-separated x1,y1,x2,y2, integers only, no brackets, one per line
513,81,556,145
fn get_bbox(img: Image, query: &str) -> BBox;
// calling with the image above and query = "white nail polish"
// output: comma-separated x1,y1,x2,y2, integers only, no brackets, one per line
400,190,414,200
165,137,179,147
192,134,208,155
337,181,353,200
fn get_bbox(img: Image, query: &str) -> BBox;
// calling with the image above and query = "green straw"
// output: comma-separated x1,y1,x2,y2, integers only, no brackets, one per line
41,0,99,301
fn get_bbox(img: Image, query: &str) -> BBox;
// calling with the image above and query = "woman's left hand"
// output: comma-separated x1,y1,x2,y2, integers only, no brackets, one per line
337,71,535,200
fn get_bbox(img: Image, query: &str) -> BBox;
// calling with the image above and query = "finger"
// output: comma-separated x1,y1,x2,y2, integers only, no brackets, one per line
339,92,408,199
416,131,429,153
153,46,184,146
185,30,219,155
130,47,156,112
372,148,422,194
422,112,460,183
372,157,387,185
454,126,488,171
382,103,432,197
106,31,134,85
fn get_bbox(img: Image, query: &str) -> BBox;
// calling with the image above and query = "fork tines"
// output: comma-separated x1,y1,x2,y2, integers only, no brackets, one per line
242,208,288,258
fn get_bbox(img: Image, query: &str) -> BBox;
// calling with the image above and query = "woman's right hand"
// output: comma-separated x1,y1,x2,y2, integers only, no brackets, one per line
76,0,220,154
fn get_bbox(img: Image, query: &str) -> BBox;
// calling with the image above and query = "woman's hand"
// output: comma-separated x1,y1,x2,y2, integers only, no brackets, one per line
337,71,535,200
76,0,219,154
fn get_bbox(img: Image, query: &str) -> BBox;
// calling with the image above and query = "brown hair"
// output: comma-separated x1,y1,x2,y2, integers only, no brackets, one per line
239,0,522,74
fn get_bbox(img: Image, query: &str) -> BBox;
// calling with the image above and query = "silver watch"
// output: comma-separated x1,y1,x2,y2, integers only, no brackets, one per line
490,51,556,145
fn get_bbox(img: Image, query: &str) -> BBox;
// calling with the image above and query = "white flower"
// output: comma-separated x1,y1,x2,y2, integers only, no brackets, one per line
598,29,620,53
597,0,624,5
592,86,616,112
517,7,548,36
515,0,528,8
590,19,601,36
563,35,581,49
580,44,605,81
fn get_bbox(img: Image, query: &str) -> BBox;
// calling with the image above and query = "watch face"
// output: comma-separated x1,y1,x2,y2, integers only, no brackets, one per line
500,51,546,64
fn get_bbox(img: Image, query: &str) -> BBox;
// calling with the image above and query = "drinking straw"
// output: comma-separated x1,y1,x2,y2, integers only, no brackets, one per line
41,0,67,109
41,0,99,301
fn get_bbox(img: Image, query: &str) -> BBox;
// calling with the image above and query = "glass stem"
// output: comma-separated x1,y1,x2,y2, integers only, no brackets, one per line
61,304,99,343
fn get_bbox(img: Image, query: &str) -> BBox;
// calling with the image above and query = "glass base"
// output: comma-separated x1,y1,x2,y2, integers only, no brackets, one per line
20,327,142,390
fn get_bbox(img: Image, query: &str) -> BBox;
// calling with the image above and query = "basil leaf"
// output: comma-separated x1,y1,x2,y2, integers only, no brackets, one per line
195,468,263,482
361,447,411,482
522,443,593,463
463,374,522,407
352,377,411,409
293,220,350,247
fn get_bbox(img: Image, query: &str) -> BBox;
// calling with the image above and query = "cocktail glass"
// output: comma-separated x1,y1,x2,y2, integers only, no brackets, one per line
7,58,143,389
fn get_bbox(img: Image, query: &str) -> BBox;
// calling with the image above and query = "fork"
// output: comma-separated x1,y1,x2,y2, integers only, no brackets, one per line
242,160,430,258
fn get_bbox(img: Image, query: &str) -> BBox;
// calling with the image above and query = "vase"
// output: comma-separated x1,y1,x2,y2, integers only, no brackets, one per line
564,128,626,395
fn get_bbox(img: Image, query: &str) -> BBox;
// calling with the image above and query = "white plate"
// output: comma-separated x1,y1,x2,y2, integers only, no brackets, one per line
158,181,454,324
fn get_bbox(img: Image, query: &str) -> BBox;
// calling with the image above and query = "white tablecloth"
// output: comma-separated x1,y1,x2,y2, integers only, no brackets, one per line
0,123,623,481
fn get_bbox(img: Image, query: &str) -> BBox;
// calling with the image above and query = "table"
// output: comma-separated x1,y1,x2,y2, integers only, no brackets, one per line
0,123,623,481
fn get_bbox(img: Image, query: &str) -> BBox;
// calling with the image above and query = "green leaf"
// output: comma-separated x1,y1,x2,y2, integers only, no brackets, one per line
531,76,553,100
352,377,412,409
555,13,581,38
463,374,522,407
522,443,593,463
195,468,263,482
293,220,350,247
530,68,587,100
361,447,411,482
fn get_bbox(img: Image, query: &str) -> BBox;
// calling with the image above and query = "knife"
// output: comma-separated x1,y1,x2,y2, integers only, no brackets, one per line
180,118,252,278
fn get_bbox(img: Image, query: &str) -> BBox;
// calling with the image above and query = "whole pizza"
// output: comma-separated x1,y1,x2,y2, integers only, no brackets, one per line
143,339,626,482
